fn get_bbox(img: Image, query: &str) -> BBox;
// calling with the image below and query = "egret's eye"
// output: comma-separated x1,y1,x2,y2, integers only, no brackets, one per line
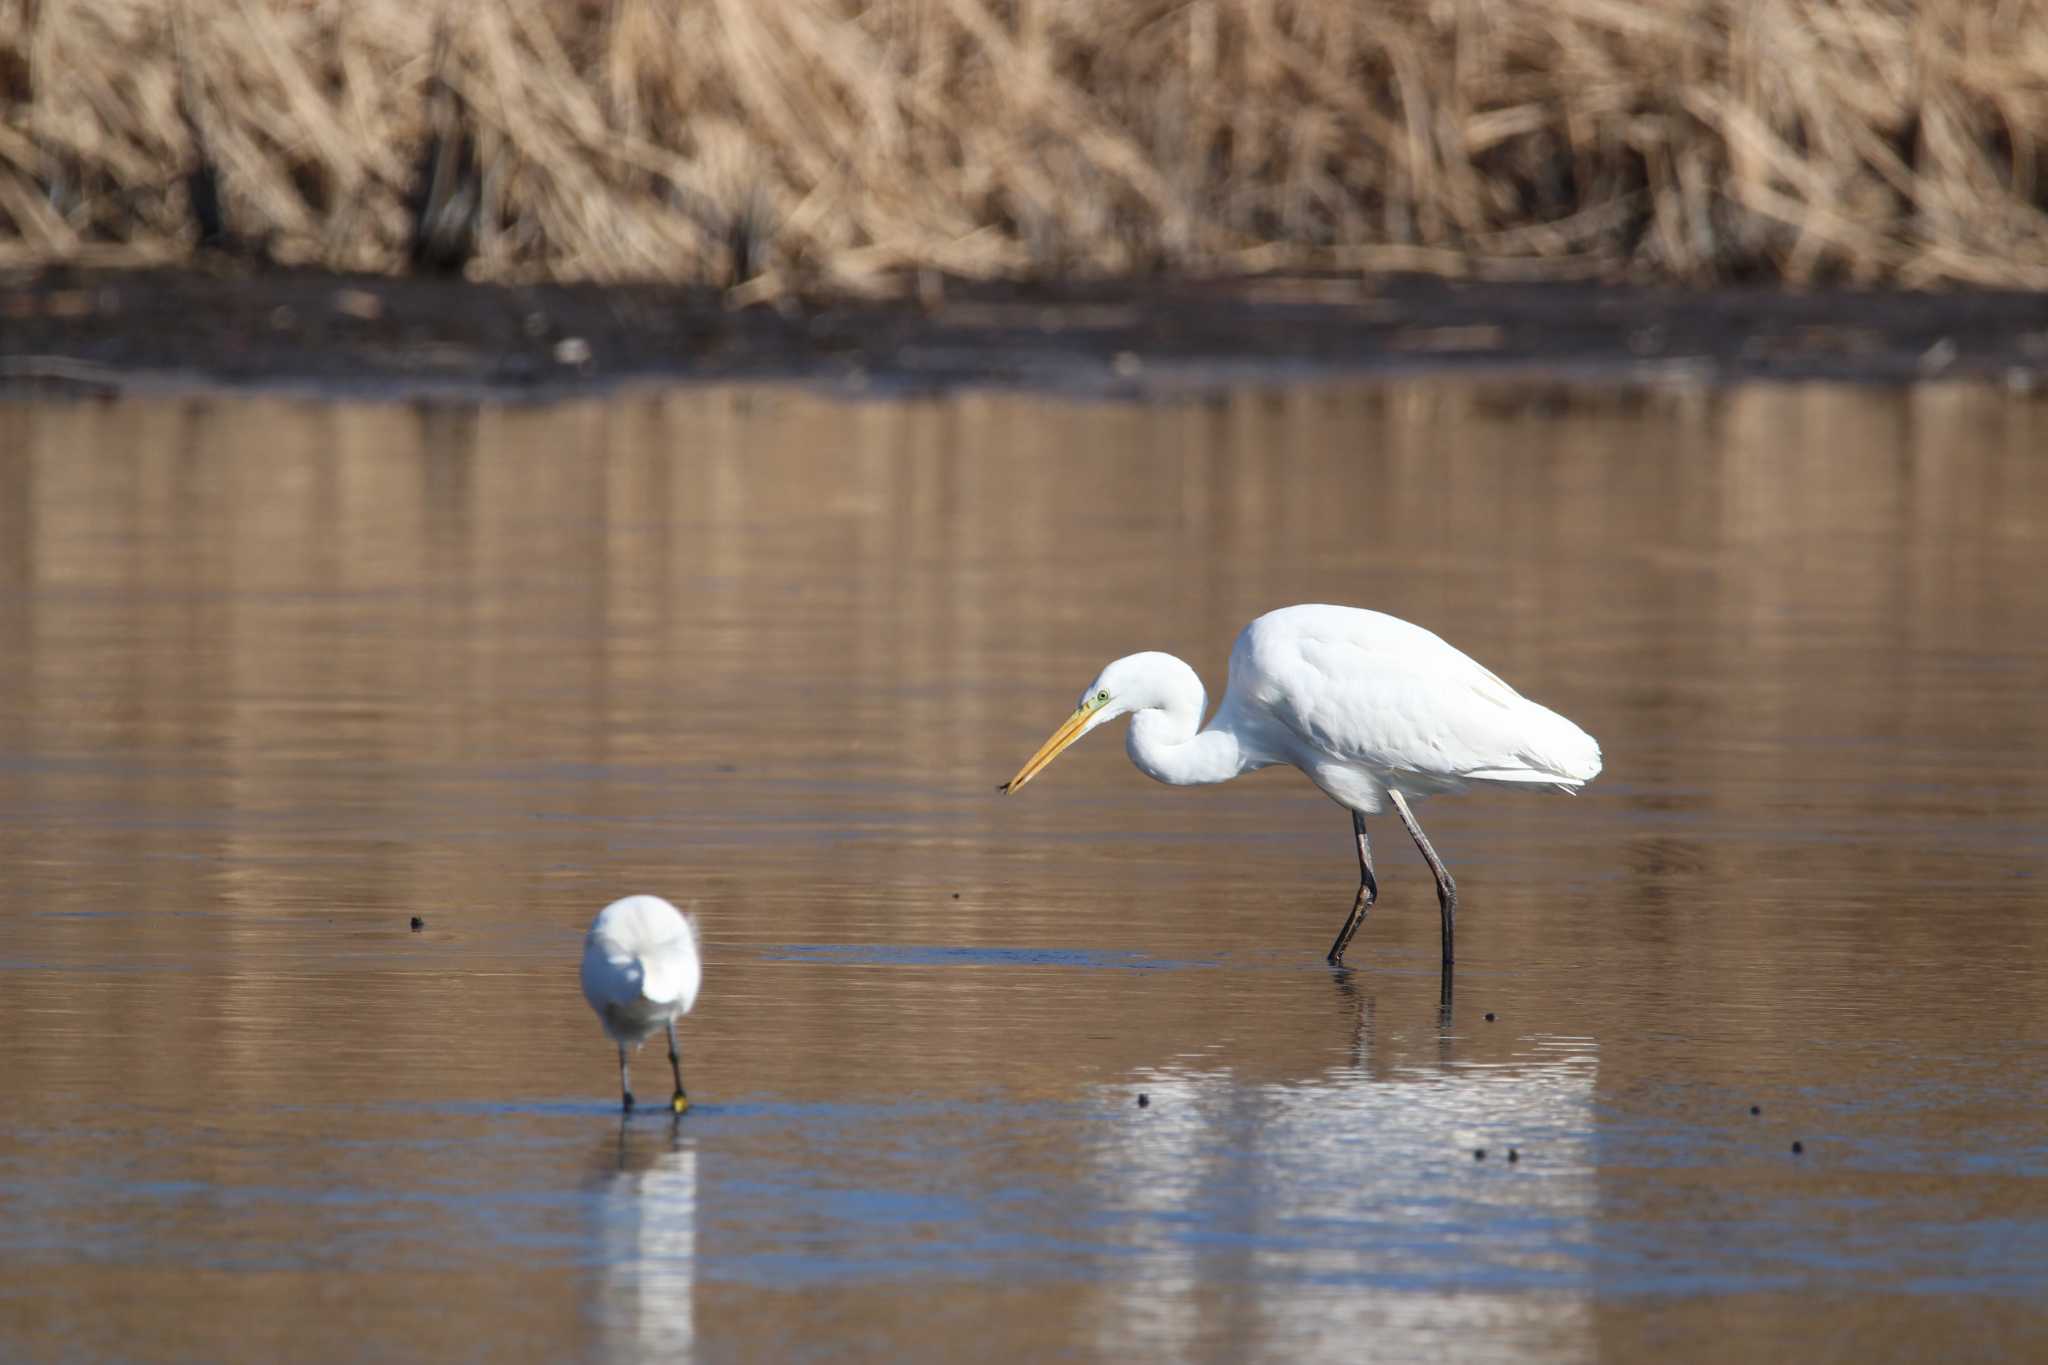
1096,689,1110,702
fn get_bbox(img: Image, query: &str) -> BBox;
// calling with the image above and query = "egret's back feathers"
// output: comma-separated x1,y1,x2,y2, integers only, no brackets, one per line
581,894,702,1044
1220,604,1602,811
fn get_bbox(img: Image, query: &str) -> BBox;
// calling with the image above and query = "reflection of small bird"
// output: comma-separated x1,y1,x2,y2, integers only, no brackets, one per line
1002,604,1601,967
581,896,703,1114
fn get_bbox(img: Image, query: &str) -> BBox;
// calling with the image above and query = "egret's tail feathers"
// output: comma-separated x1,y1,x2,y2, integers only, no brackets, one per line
1473,702,1603,790
1464,767,1592,790
639,951,694,1007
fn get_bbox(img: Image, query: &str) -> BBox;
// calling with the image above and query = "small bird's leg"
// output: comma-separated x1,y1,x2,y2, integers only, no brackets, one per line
618,1043,635,1113
666,1019,689,1115
1325,811,1378,966
1389,790,1457,966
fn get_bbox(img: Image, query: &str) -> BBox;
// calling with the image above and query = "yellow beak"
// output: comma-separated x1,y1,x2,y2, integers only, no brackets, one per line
1001,703,1098,793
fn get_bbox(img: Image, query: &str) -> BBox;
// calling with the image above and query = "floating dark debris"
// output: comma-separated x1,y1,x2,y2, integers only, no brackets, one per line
1484,1012,1496,1022
410,916,424,932
1792,1140,1805,1155
1473,1148,1486,1161
1507,1148,1520,1163
1751,1105,1762,1116
1136,1094,1149,1109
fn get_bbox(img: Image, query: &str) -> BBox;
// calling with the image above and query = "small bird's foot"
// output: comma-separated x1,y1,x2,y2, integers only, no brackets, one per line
670,1091,689,1115
622,1092,636,1113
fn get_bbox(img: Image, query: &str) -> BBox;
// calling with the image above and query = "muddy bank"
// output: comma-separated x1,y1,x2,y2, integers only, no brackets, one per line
5,267,2048,400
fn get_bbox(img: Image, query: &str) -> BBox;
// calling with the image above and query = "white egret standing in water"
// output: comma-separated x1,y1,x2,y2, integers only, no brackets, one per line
581,895,702,1113
1001,605,1602,966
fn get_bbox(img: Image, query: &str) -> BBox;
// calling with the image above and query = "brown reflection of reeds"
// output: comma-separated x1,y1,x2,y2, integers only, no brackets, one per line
3,382,2047,1358
1,379,2043,1116
8,2,2048,288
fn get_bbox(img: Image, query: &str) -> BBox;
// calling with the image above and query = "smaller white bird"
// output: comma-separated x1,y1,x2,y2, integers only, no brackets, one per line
580,895,703,1114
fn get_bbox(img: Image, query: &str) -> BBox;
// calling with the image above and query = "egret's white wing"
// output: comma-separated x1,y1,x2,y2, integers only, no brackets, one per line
638,916,702,1014
1228,605,1600,787
581,936,649,1012
581,895,703,1020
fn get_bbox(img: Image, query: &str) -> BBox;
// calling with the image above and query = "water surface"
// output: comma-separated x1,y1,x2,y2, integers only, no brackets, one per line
2,382,2046,1360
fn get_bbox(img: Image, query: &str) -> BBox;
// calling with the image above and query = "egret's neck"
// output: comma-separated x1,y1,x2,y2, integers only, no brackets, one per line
1124,671,1249,787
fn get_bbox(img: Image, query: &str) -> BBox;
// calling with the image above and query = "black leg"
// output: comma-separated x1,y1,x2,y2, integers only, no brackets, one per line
666,1020,689,1115
618,1043,635,1113
1325,810,1378,965
1389,791,1457,966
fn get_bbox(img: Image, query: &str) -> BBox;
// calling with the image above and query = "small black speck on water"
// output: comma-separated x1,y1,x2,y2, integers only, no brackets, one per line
1507,1149,1520,1163
1473,1148,1486,1161
1137,1094,1149,1109
409,917,423,932
951,892,960,899
1484,1012,1496,1022
1792,1140,1804,1155
1751,1105,1762,1116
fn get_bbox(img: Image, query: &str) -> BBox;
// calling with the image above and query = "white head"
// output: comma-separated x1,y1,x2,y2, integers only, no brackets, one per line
1001,651,1204,793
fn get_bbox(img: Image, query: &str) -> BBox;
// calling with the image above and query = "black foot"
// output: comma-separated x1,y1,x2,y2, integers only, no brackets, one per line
622,1091,636,1113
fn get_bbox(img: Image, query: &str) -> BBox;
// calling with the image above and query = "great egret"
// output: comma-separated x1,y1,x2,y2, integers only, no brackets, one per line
1001,604,1601,967
581,895,703,1113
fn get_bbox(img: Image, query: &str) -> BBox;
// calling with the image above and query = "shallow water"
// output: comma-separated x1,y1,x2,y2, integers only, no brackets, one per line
1,382,2046,1361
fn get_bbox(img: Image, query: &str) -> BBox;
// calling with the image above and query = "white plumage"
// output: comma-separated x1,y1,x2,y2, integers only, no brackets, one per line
581,894,702,1114
1002,604,1601,967
1218,605,1601,807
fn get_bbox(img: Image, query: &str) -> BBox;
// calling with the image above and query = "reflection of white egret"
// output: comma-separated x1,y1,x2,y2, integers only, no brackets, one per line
592,1122,697,1363
581,896,702,1113
1003,605,1601,966
1090,1025,1600,1358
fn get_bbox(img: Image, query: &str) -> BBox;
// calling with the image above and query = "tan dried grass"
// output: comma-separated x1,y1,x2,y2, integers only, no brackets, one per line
5,0,2048,291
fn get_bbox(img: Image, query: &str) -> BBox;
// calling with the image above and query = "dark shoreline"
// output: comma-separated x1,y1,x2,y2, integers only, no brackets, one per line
5,266,2048,402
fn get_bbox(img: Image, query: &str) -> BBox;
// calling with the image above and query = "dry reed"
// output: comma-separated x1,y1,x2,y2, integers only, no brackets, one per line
5,0,2048,292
